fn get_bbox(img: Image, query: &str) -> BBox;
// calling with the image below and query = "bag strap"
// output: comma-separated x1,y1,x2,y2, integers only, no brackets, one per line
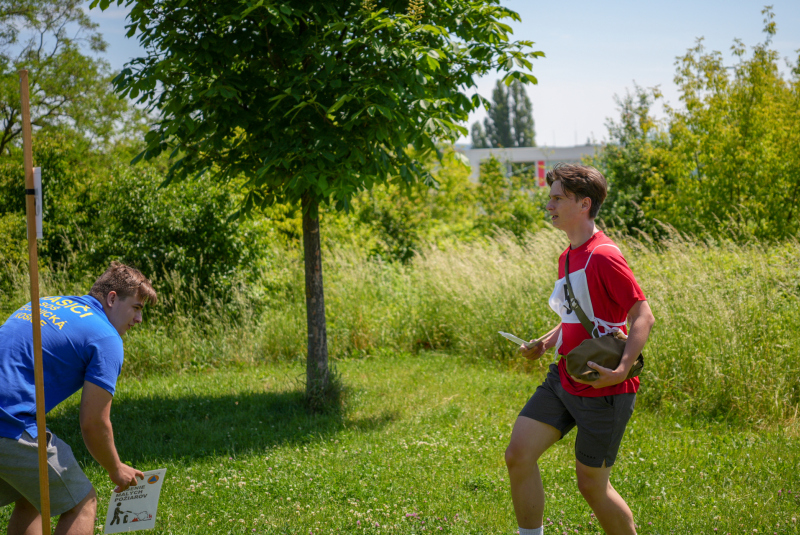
565,249,600,339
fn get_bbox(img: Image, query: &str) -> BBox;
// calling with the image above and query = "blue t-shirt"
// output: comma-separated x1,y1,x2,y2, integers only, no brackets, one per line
0,295,123,440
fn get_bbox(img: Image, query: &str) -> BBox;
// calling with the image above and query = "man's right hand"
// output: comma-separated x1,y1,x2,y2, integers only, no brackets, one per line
111,463,144,493
518,339,547,361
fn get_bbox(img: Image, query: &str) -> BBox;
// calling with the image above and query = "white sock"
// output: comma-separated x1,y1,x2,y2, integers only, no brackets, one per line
518,527,543,535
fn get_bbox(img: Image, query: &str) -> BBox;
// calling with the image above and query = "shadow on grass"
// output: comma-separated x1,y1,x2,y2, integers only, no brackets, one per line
46,389,396,466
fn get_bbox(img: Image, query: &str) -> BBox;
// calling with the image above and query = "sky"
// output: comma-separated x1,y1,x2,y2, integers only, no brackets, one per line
83,1,800,147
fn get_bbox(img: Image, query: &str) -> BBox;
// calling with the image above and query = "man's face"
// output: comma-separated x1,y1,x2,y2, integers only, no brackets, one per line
104,292,145,336
546,180,590,230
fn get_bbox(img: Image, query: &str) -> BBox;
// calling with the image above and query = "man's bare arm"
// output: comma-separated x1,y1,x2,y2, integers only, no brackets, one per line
621,299,655,368
79,381,143,492
574,300,655,389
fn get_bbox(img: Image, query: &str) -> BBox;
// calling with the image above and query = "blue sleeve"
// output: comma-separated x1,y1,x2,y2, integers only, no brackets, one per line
83,335,124,395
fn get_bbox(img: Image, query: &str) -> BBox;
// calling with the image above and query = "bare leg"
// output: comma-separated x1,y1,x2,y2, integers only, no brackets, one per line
505,417,561,529
8,488,98,535
54,488,97,535
575,460,636,535
7,498,41,535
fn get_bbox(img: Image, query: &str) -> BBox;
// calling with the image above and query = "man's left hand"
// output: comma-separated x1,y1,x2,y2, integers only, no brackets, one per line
572,361,627,389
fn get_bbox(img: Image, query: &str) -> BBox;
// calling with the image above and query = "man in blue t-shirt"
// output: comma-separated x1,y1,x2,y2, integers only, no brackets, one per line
0,262,157,535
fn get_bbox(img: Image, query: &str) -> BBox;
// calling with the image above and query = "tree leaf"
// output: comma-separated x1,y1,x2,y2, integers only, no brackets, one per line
327,94,352,115
426,54,439,70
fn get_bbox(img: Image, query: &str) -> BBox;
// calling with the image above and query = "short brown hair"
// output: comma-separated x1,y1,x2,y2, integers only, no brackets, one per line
545,163,608,219
89,262,157,305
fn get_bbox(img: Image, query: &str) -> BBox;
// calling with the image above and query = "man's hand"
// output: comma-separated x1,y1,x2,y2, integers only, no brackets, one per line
572,361,627,389
518,324,561,361
111,464,144,493
518,339,547,361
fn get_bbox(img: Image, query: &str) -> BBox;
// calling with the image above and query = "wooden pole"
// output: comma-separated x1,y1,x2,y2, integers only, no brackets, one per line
19,69,51,534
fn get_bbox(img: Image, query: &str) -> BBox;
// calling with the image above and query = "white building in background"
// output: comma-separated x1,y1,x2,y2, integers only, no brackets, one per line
458,144,601,184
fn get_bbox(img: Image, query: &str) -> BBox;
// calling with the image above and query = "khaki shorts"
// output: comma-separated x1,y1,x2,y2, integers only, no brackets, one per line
519,363,636,468
0,431,94,516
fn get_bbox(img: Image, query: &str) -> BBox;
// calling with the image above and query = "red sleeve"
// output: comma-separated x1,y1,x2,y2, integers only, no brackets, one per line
592,249,646,313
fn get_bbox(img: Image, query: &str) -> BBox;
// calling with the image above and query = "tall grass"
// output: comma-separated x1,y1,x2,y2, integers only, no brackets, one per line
628,232,800,425
2,229,798,424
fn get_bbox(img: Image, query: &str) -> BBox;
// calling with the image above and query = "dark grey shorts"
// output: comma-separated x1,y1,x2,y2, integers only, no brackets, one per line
519,363,636,468
0,430,94,516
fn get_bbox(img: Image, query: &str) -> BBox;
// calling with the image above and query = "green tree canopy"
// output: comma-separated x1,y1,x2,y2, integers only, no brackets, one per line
587,85,679,236
0,0,131,154
95,0,542,405
591,7,800,241
470,78,535,148
657,9,800,239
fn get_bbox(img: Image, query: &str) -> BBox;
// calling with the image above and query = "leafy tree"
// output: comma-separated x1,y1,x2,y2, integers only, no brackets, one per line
655,7,800,240
474,155,548,237
587,85,682,236
0,0,132,154
470,79,535,148
96,0,542,406
349,148,480,262
592,7,800,241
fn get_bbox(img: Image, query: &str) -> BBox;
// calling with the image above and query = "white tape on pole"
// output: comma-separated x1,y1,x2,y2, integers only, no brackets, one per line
33,167,42,239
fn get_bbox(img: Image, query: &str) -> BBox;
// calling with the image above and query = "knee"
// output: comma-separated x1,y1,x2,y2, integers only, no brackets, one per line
505,439,536,471
576,472,607,501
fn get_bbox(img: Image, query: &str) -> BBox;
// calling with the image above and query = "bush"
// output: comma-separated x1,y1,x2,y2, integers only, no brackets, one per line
89,165,266,301
591,10,800,242
343,152,550,263
474,156,549,239
0,133,280,316
0,133,97,271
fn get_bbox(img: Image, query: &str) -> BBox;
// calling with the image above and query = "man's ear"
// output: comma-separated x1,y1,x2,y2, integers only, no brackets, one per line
582,197,592,213
106,291,118,308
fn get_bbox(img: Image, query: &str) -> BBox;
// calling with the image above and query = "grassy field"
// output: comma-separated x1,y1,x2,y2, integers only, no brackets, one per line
1,230,798,533
2,353,797,534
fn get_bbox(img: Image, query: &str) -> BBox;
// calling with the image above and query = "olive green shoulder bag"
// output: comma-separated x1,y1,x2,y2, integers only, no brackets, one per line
563,249,644,382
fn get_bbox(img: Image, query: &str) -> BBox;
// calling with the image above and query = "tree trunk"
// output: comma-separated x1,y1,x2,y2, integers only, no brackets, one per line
302,194,330,402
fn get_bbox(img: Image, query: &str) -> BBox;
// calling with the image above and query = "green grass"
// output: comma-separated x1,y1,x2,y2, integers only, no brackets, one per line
2,353,797,534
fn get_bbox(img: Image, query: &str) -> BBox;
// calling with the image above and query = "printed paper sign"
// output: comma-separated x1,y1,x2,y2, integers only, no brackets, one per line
104,469,167,534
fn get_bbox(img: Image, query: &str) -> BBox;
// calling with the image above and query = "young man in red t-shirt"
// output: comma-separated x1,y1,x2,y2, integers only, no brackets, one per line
505,164,655,535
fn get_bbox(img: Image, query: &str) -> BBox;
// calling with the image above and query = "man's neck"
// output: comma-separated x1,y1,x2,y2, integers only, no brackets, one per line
566,220,600,249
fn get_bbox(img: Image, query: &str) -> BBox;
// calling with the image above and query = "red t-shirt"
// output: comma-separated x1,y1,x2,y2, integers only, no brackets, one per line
548,231,646,396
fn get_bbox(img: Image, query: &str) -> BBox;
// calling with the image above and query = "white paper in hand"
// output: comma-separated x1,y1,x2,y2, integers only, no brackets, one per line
104,469,167,534
498,331,531,347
